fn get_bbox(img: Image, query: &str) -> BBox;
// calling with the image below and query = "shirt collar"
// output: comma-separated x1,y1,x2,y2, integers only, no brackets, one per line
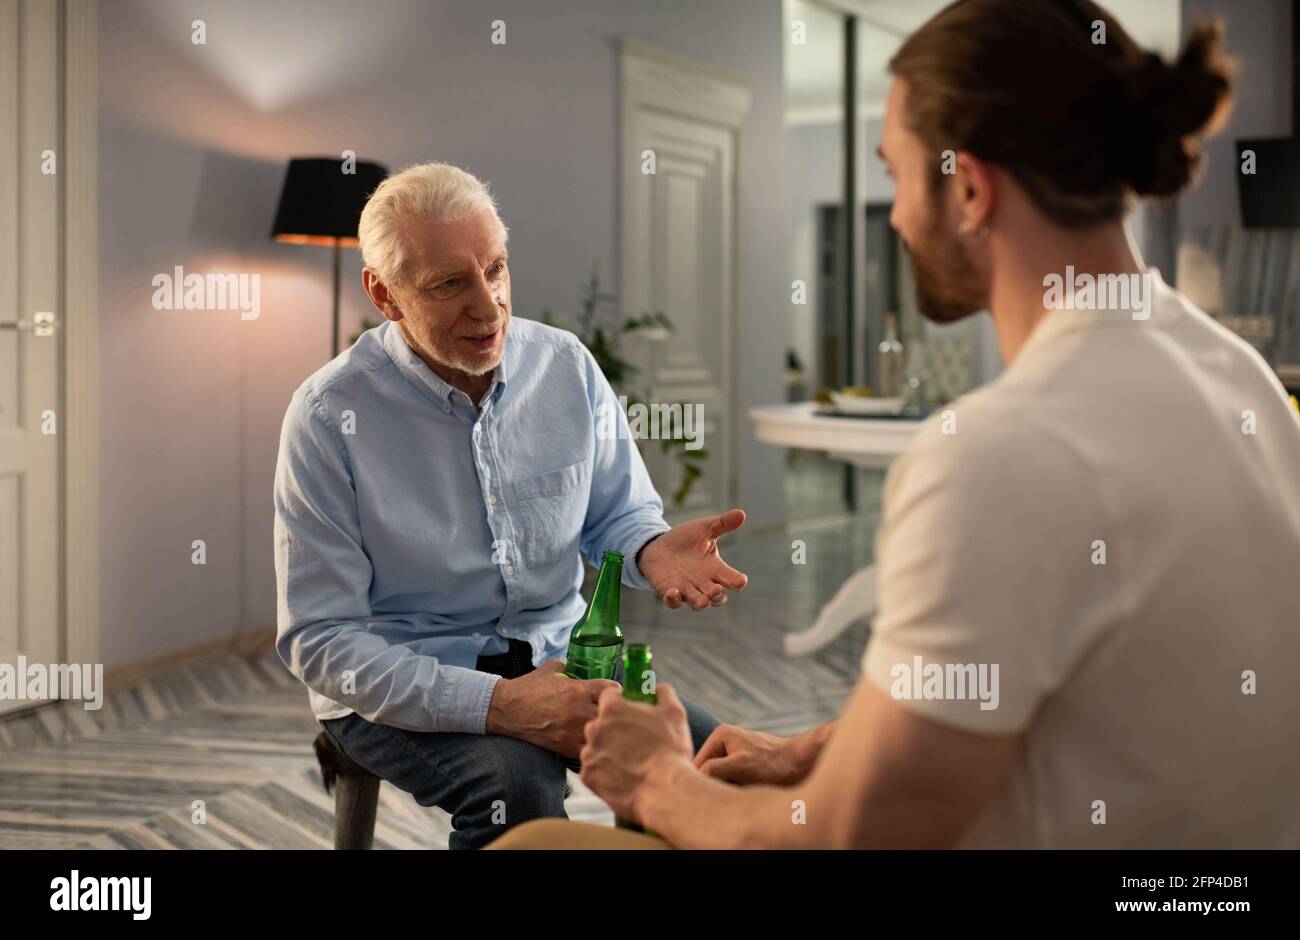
493,327,515,398
381,319,513,413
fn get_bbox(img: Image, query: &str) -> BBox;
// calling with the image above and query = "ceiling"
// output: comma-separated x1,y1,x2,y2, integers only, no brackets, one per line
785,0,1184,124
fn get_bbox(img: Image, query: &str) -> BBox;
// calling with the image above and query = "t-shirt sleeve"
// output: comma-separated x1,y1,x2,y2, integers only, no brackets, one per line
862,410,1125,734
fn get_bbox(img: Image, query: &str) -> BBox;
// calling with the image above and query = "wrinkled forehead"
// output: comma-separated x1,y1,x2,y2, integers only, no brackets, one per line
397,211,508,280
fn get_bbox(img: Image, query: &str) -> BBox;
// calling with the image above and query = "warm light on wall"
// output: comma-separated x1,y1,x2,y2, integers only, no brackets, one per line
272,234,361,248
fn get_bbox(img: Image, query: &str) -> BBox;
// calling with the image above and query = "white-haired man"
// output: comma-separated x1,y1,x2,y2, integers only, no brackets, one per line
273,161,747,849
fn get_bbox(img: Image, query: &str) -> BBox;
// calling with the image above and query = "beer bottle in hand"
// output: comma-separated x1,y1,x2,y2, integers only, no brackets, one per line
622,643,657,703
563,551,624,680
615,643,658,834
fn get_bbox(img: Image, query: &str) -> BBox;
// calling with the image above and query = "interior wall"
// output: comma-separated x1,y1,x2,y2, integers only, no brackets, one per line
1178,0,1293,228
1173,0,1297,365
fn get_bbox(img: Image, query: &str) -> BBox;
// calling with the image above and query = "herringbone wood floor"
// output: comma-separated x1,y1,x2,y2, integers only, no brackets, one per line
0,512,879,849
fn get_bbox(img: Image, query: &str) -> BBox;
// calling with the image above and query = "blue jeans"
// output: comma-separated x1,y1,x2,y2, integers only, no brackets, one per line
320,639,719,850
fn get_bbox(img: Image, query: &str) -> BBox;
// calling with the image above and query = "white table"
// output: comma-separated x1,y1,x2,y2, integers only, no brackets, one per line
750,403,924,656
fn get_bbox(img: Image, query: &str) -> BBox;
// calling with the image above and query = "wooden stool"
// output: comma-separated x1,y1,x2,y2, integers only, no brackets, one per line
314,731,381,849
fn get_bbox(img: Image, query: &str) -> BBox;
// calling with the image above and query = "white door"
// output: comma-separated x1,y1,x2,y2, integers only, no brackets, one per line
620,39,751,522
0,0,63,713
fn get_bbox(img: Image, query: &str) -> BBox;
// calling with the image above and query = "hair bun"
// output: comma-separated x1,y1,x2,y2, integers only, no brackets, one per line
1122,21,1235,197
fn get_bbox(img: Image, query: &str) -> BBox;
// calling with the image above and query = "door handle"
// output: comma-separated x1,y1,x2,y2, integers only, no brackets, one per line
0,311,57,337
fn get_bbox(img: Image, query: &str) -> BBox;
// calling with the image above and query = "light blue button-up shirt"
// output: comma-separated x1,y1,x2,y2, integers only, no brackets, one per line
273,317,670,734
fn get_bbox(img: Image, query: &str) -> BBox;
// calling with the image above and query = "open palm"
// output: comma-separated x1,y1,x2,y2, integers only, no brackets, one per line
638,508,748,610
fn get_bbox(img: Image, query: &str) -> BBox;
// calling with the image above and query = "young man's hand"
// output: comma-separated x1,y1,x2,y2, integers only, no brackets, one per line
579,682,694,821
693,724,823,786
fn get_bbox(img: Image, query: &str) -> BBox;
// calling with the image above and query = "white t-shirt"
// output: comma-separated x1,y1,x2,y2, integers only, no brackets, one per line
862,269,1300,848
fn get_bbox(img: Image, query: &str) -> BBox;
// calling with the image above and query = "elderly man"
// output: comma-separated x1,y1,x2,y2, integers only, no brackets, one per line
273,161,747,849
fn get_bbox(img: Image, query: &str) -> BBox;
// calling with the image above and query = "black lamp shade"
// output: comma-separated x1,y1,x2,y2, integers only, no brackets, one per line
270,157,389,246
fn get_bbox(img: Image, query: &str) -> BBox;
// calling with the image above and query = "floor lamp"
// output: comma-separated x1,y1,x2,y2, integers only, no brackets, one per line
271,157,389,358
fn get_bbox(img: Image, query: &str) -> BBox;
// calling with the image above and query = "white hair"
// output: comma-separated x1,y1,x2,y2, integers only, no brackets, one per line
357,161,507,286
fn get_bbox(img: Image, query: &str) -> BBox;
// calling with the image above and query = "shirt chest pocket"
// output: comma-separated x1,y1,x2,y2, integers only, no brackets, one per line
512,460,591,569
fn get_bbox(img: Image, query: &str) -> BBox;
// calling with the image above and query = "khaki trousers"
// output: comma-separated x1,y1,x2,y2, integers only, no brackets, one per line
485,818,671,850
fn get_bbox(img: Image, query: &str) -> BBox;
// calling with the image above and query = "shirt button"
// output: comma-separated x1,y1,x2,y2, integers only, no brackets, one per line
488,494,497,505
505,566,514,576
472,632,481,641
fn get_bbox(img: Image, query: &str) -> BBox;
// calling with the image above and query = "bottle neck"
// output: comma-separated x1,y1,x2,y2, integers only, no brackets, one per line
586,555,622,626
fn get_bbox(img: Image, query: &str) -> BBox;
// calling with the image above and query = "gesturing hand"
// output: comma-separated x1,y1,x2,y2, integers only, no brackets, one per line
638,508,749,611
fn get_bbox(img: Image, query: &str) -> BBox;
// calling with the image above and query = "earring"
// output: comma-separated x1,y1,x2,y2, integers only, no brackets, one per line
958,220,988,239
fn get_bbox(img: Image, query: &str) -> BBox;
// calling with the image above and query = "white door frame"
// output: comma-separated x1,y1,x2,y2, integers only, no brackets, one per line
618,37,752,520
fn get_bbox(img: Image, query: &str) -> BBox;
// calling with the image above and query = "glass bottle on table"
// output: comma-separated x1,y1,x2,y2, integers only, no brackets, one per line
877,313,905,398
902,339,932,413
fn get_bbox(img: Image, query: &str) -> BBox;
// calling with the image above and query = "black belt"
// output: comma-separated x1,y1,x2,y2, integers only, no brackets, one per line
475,637,536,680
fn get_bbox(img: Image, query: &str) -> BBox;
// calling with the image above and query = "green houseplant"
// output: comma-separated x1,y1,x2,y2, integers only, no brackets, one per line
540,262,706,507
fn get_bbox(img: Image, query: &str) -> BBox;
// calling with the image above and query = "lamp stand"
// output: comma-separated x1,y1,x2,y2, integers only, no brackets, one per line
331,238,342,358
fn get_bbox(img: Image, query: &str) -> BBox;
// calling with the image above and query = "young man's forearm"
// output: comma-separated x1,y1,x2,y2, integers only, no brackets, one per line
635,718,847,848
638,752,825,849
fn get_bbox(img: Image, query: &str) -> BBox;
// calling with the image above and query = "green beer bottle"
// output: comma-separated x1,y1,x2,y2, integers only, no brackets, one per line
563,551,624,680
615,643,658,834
622,643,657,704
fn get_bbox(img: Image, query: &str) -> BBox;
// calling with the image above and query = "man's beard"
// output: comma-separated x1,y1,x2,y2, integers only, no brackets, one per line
431,336,502,376
407,318,508,377
904,196,987,325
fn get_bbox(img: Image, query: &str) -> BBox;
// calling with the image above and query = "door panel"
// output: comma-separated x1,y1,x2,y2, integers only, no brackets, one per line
635,114,731,517
1,0,63,712
620,42,750,521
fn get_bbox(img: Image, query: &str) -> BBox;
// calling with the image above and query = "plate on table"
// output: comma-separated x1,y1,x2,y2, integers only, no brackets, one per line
828,392,905,416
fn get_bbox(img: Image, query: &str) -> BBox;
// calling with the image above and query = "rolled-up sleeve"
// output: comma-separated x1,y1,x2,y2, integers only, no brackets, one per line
273,390,499,733
576,348,671,591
